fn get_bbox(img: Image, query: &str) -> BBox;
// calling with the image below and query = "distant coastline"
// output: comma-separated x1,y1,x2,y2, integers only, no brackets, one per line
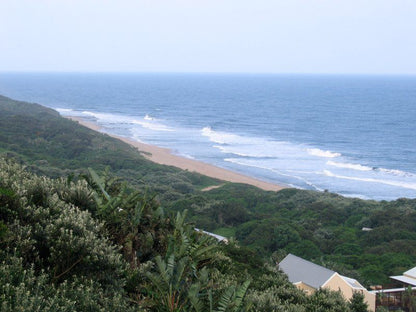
3,73,415,200
67,116,287,192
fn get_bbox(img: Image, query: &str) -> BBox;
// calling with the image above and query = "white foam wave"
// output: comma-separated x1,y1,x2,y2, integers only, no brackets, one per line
201,126,244,144
132,119,174,132
179,153,195,160
327,161,372,171
214,145,276,158
322,170,416,190
307,148,341,158
203,127,297,158
225,158,261,167
130,134,145,143
81,111,100,117
55,110,415,198
224,158,322,191
73,110,172,132
327,161,416,179
377,168,415,177
80,111,128,123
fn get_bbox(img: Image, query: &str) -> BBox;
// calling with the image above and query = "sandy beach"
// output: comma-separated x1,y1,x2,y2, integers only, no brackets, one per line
68,117,286,192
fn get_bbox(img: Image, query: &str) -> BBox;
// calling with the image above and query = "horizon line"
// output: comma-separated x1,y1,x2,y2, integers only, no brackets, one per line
1,70,416,77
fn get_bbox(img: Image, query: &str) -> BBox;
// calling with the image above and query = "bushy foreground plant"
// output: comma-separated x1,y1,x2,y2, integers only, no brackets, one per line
0,158,357,311
87,168,252,311
0,159,133,311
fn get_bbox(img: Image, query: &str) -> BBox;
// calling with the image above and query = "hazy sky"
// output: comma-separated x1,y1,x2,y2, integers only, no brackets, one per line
1,0,416,74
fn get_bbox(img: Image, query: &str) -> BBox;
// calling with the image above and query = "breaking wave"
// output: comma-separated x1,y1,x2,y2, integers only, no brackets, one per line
201,126,246,145
327,161,372,171
57,114,416,200
377,168,415,177
132,119,174,132
322,170,416,190
307,148,341,158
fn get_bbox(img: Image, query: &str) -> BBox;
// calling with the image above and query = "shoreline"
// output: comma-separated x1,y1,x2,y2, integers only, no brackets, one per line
67,116,287,192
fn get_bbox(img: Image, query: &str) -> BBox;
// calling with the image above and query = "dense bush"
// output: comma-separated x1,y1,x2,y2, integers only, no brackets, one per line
1,94,416,309
0,159,133,310
1,157,366,311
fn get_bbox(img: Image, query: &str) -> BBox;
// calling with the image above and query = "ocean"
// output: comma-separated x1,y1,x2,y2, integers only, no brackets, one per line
0,72,415,201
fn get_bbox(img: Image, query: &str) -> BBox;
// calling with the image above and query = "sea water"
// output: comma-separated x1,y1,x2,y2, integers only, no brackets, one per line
0,72,415,201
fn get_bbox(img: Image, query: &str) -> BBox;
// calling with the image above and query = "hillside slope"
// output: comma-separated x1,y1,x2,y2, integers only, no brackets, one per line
1,94,416,287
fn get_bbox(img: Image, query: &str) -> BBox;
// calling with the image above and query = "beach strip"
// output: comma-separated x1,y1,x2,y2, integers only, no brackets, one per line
68,117,286,192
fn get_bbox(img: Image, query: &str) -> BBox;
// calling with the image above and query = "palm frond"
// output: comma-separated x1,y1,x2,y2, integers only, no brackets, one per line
215,286,235,312
88,167,110,201
232,280,250,312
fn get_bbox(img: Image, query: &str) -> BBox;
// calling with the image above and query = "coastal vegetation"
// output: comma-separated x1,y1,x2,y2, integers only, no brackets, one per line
1,94,415,310
1,150,362,311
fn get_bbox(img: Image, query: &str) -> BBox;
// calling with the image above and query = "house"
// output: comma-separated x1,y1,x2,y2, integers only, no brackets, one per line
279,253,375,311
371,265,416,310
390,266,416,287
371,286,416,310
